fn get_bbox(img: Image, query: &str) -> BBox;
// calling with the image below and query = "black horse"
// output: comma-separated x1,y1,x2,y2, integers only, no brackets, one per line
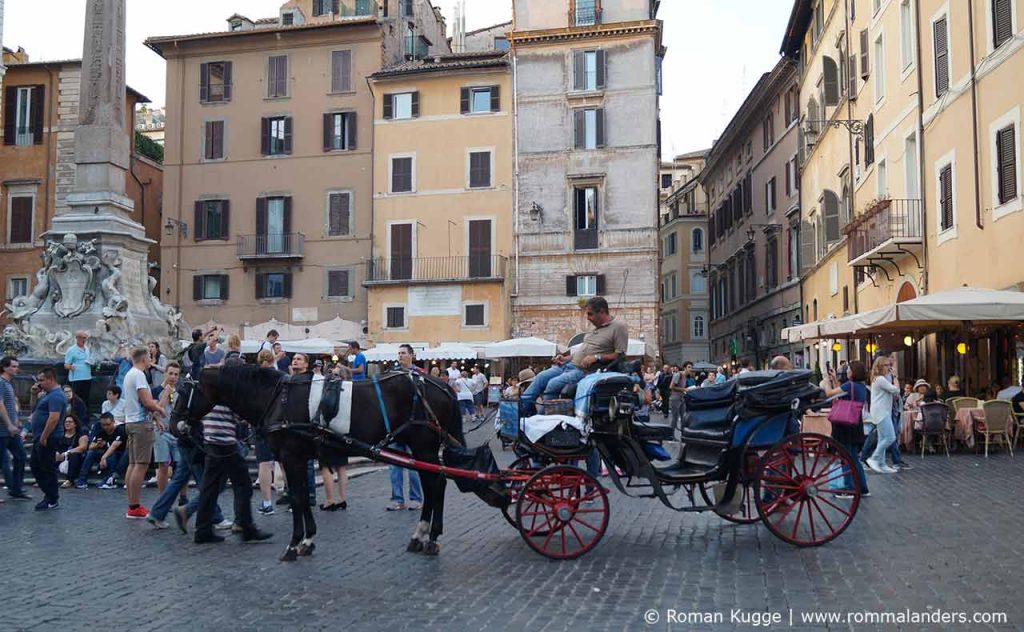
171,364,465,561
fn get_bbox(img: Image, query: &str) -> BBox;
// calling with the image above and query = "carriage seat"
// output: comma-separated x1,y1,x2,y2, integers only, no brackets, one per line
632,419,674,442
680,380,738,443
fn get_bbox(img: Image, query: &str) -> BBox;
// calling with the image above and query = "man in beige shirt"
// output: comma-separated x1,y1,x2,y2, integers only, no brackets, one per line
521,296,629,413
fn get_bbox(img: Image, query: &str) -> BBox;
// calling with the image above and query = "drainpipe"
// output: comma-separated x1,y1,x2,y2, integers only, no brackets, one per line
43,64,55,228
844,0,859,320
967,0,984,230
511,42,521,302
914,0,928,294
174,44,185,311
365,73,377,266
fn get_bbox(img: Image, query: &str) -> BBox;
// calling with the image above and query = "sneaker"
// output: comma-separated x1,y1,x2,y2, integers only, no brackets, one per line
865,458,888,474
146,515,170,529
74,482,88,490
881,465,899,474
34,500,59,511
258,503,275,516
834,493,855,499
896,462,913,470
214,519,234,531
861,491,871,497
125,506,149,520
98,478,117,490
386,502,406,511
144,476,158,487
60,480,73,489
173,506,189,534
406,502,422,511
231,523,244,534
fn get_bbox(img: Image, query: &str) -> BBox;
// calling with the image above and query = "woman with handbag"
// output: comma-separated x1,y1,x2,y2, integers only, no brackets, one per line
823,361,870,498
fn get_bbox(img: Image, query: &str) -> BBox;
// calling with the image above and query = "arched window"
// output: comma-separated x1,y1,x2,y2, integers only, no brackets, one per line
691,270,707,295
692,227,704,253
692,315,706,339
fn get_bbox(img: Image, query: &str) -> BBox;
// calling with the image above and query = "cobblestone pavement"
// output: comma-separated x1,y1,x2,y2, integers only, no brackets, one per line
4,429,1023,631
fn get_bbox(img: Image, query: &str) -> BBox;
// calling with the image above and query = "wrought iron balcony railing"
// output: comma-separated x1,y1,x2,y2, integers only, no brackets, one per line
364,255,507,284
236,233,305,260
846,198,923,265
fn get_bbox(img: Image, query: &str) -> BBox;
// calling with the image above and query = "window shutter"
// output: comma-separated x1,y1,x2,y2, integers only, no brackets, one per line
823,56,839,106
823,191,841,242
573,51,585,91
222,62,233,101
220,275,230,301
332,50,351,93
193,275,203,301
574,109,585,149
864,115,875,165
785,162,792,195
860,29,870,78
283,196,293,234
994,0,1013,49
460,88,470,114
255,274,266,300
799,220,815,273
204,121,214,159
267,57,277,97
566,276,577,296
490,85,501,112
329,193,351,235
194,201,206,240
30,85,44,144
346,112,357,149
934,17,949,96
323,113,333,151
278,56,289,97
283,117,293,154
283,273,293,299
9,197,32,243
596,274,607,295
940,165,953,229
383,94,393,120
997,126,1017,204
220,200,230,240
596,50,607,89
411,92,420,117
3,86,16,145
848,55,858,99
595,108,605,147
260,117,270,155
256,197,268,236
200,63,210,102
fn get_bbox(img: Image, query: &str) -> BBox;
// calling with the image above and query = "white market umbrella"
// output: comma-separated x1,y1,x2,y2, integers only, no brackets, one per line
418,343,479,361
482,336,562,359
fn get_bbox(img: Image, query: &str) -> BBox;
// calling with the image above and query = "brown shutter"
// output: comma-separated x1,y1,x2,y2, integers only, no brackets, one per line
940,165,953,229
934,17,949,97
31,85,44,144
595,108,605,147
566,276,577,296
994,0,1013,48
220,200,230,240
332,50,351,93
383,94,393,119
223,62,233,101
260,117,270,155
256,197,268,236
3,86,16,145
283,117,293,154
574,110,585,149
860,29,870,79
200,63,210,102
823,56,839,106
283,196,293,235
997,126,1017,204
283,273,293,299
346,112,356,149
410,91,420,117
204,121,214,159
193,275,203,301
278,56,289,97
864,115,875,165
255,274,266,300
329,193,350,235
323,113,333,151
573,51,585,91
460,87,470,114
848,54,858,99
596,50,606,89
219,275,229,300
490,85,501,112
596,275,607,295
9,197,32,243
194,200,206,240
214,121,225,159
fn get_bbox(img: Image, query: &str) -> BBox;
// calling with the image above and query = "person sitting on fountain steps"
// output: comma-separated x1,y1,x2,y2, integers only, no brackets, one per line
520,296,629,415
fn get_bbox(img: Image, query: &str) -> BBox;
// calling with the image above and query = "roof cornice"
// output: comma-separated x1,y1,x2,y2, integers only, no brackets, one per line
509,20,661,47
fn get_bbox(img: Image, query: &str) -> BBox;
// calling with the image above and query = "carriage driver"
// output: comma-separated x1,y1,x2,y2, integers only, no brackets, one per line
520,296,629,414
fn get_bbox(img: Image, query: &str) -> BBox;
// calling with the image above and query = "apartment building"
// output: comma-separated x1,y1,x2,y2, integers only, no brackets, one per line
146,0,449,336
0,49,160,322
658,150,710,364
509,0,664,353
702,58,802,369
365,51,513,346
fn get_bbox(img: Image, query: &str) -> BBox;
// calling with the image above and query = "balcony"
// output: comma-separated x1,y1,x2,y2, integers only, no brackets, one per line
572,6,601,26
338,0,379,17
846,199,923,268
574,228,599,251
364,255,507,285
237,233,305,260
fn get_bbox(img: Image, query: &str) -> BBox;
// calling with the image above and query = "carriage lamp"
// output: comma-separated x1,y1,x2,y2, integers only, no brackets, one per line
957,342,968,355
903,336,914,348
831,342,841,352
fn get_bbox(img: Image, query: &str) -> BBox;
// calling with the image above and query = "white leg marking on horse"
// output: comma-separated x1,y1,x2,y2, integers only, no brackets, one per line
412,520,430,544
300,537,314,548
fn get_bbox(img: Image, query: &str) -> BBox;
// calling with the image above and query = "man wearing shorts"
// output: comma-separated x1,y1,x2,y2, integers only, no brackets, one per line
122,347,166,520
151,362,182,495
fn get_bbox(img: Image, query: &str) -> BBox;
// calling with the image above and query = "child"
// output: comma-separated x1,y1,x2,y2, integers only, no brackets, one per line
101,386,126,425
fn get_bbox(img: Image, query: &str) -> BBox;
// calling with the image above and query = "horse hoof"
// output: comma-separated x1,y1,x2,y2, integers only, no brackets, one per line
280,548,298,562
423,541,440,556
297,542,316,557
407,539,424,553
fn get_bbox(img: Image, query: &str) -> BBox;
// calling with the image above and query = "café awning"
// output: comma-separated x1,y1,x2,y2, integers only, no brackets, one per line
482,337,563,359
417,343,479,361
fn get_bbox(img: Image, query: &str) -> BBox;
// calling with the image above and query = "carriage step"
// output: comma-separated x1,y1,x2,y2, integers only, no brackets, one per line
652,460,717,481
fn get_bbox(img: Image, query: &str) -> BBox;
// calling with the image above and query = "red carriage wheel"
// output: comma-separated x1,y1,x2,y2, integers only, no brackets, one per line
699,481,760,524
515,465,609,560
502,456,542,530
753,433,861,547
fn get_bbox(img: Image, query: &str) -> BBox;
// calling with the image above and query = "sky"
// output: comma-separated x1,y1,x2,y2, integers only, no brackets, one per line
2,0,794,158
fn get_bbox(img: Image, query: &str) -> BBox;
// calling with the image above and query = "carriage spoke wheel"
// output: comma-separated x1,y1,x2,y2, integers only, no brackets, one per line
515,465,609,560
753,433,861,547
502,456,543,530
697,449,765,524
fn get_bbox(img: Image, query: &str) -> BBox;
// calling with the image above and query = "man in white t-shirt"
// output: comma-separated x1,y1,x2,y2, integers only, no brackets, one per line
446,362,462,383
454,371,476,422
470,366,488,420
122,347,167,520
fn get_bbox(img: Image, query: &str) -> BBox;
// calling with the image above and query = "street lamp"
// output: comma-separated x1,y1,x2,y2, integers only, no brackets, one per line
528,202,544,223
164,218,188,238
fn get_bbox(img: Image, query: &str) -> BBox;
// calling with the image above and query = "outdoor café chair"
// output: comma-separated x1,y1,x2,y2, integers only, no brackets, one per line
978,400,1014,458
918,402,950,458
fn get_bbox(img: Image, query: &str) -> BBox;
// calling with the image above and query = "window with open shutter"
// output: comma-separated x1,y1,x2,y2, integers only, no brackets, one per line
823,56,839,106
934,17,949,97
6,86,44,145
860,29,870,79
799,220,816,273
864,115,875,165
3,86,16,145
328,192,351,236
939,164,954,230
823,191,841,244
993,0,1013,49
9,196,33,244
996,125,1017,205
331,50,352,93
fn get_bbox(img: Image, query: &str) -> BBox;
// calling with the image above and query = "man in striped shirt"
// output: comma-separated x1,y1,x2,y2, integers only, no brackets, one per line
193,404,272,544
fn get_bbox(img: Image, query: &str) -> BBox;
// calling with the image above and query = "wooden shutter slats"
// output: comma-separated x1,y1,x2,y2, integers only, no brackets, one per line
30,85,44,144
200,63,210,102
997,126,1017,204
223,62,233,101
347,111,357,149
994,0,1013,49
573,51,585,91
490,85,501,112
934,18,949,97
460,87,470,114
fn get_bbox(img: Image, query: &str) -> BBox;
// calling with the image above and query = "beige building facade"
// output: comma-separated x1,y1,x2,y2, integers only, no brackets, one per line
366,51,513,346
147,0,449,337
